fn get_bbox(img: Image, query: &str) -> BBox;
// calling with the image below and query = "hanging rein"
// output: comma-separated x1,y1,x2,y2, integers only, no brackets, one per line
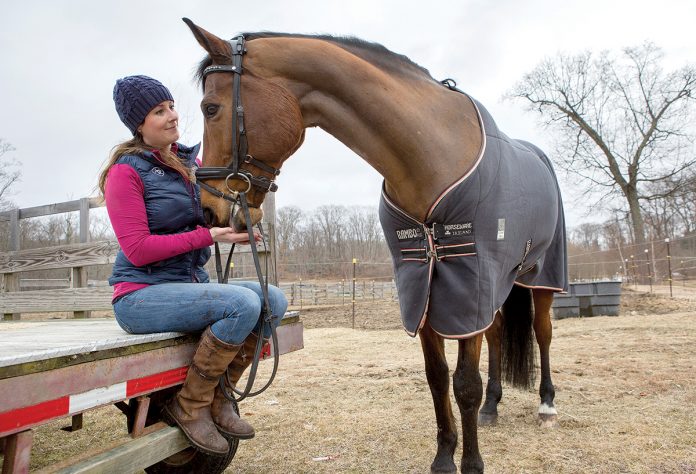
196,35,281,402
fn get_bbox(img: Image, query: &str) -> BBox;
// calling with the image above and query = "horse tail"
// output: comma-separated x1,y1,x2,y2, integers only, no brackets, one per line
500,284,536,389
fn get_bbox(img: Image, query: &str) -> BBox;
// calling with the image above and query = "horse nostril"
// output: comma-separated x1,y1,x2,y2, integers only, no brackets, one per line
203,207,214,225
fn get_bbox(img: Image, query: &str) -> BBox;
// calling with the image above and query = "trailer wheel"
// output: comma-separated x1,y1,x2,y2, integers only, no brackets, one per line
143,389,240,474
144,440,238,474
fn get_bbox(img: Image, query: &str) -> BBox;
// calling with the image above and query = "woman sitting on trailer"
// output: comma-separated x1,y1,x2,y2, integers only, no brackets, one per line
98,75,287,456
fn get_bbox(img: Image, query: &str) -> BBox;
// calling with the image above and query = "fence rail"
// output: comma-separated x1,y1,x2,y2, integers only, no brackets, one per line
4,196,695,320
1,196,276,320
279,279,397,307
567,234,696,292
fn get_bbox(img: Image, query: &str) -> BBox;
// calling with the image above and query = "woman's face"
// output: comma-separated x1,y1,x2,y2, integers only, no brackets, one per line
139,100,180,149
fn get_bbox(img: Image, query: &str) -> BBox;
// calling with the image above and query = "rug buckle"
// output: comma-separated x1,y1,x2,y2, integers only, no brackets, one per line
427,247,441,262
424,224,442,262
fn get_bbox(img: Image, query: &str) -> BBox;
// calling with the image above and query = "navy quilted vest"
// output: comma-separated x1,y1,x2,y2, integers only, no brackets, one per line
108,143,212,286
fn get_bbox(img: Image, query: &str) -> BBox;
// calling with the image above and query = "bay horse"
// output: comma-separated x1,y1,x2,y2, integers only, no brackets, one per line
183,19,567,474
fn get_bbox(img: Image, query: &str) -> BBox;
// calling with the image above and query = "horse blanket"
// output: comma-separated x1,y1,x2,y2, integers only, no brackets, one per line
379,96,568,338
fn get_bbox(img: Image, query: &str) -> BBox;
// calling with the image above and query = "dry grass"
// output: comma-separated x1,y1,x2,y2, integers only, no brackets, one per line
13,290,696,473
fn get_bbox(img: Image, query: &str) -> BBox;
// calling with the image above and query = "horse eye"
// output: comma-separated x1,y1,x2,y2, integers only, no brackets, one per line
203,104,219,118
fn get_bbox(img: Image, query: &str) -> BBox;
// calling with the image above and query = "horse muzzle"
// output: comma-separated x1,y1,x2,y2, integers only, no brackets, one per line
231,206,264,231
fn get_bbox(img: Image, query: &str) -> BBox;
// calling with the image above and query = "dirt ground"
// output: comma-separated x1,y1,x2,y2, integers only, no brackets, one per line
15,287,696,473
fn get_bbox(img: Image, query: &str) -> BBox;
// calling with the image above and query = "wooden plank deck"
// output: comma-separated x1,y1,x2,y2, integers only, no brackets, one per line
0,319,188,369
0,312,300,378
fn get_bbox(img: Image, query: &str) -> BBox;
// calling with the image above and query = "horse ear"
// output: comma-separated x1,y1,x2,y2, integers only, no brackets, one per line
182,18,230,63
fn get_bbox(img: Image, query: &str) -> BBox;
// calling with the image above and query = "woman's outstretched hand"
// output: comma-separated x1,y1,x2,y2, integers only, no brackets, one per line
209,227,263,245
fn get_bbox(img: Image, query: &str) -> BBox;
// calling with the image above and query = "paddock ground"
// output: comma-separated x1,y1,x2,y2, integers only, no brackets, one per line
16,289,696,473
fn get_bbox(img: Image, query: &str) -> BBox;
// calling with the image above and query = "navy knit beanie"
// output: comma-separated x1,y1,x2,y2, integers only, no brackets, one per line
113,75,174,135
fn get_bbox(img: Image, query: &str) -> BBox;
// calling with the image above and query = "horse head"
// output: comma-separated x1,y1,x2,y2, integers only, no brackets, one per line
183,18,305,230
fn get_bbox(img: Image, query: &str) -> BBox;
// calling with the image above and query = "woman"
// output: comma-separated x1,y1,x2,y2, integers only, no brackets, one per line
99,75,287,456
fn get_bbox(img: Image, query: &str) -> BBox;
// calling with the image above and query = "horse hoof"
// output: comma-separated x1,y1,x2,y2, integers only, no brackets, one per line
430,468,457,474
478,412,498,426
538,413,558,428
430,460,457,473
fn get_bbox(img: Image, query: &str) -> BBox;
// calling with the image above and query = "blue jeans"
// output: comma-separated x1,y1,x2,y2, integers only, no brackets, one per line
113,281,288,345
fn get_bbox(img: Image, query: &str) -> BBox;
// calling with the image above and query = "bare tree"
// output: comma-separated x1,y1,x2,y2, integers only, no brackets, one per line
274,204,390,278
312,205,347,260
601,214,630,251
89,212,116,241
570,222,603,251
0,139,21,210
345,206,385,260
643,172,696,237
276,206,305,259
508,43,696,244
670,173,696,235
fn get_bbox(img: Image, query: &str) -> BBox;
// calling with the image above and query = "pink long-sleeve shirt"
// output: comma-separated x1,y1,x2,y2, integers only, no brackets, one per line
105,151,213,301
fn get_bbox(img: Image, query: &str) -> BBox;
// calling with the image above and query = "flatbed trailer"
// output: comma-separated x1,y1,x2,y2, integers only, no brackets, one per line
0,314,303,473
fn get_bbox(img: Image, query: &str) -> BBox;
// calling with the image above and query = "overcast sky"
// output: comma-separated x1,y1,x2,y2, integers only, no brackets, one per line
1,0,694,229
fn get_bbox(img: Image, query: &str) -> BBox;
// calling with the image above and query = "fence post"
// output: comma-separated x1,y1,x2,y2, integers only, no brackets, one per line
261,193,278,286
72,198,92,319
650,240,657,286
352,258,357,329
3,208,21,321
79,197,90,243
299,278,303,309
9,207,19,251
665,238,673,297
644,248,652,293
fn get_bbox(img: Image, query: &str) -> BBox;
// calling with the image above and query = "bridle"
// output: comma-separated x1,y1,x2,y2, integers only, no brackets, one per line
196,35,281,204
196,35,280,402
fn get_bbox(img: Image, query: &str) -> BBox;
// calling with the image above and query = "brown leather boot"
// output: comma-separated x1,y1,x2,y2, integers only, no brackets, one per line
163,327,242,455
211,332,263,439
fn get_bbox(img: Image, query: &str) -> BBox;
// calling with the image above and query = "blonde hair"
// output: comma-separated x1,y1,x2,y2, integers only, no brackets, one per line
98,134,195,197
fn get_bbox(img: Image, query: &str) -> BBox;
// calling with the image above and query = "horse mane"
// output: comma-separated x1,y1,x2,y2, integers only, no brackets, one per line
195,32,435,88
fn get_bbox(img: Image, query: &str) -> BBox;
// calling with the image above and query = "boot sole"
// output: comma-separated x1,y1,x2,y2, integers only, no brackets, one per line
162,404,229,456
216,425,256,440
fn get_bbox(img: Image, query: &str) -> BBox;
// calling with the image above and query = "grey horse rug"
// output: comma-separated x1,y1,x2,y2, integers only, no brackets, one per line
379,96,568,339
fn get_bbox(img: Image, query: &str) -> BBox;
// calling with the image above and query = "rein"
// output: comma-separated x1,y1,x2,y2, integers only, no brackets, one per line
196,35,280,402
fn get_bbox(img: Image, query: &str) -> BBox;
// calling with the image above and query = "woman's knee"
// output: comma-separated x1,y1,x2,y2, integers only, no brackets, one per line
212,287,262,343
267,285,288,317
231,287,263,321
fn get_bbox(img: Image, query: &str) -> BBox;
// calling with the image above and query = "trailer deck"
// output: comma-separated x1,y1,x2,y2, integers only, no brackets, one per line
0,314,303,473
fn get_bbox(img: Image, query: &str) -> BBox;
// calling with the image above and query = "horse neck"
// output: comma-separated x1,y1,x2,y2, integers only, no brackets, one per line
249,38,482,221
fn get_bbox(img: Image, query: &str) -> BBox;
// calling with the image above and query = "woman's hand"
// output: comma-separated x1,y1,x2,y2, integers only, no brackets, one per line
209,227,263,245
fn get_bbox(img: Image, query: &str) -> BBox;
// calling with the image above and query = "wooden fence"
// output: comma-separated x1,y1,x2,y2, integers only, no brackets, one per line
0,196,277,320
279,279,397,307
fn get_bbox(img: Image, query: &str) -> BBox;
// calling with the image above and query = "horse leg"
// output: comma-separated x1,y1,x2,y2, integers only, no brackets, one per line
454,334,484,474
478,311,502,426
419,324,458,474
533,289,558,428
